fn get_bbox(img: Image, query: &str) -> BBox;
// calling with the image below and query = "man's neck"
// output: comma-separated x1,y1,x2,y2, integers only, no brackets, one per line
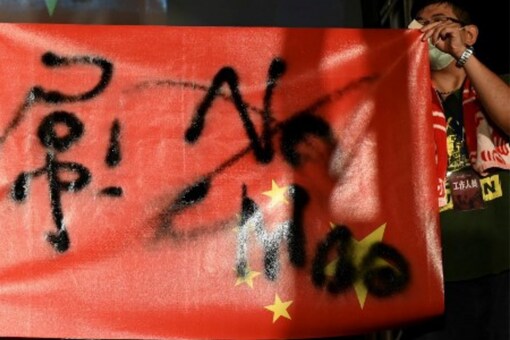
431,62,466,94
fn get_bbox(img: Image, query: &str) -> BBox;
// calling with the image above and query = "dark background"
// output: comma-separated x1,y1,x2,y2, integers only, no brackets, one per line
0,0,508,75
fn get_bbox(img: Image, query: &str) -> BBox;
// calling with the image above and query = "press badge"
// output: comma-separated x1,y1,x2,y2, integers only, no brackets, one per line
448,168,485,211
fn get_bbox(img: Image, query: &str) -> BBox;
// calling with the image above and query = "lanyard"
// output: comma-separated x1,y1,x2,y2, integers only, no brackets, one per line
434,89,471,173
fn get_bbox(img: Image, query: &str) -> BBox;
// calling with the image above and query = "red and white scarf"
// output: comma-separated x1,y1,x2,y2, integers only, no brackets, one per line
431,79,510,207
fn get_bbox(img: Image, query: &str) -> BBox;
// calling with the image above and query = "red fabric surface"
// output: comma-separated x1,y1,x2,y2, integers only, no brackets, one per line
0,24,441,339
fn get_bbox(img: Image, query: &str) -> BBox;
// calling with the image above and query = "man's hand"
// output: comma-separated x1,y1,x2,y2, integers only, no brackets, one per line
420,21,468,60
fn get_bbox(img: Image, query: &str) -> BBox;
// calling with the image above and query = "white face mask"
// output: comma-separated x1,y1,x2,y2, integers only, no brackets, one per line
428,40,455,70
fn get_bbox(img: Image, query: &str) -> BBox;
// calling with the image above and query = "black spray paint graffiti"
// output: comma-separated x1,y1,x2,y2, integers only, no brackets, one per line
4,51,409,297
0,52,113,145
236,184,308,281
8,52,122,251
144,58,409,296
156,58,335,238
12,111,91,252
312,226,410,296
185,58,285,163
100,119,124,197
32,52,113,104
234,184,410,296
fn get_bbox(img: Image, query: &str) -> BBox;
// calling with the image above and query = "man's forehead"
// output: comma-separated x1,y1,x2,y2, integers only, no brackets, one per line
417,3,456,18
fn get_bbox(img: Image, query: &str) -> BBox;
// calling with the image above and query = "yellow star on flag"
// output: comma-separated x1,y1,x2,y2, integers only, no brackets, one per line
262,180,289,206
235,268,261,288
325,223,387,309
264,294,293,323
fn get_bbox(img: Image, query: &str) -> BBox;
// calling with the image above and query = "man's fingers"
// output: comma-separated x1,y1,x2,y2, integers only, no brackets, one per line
419,20,442,32
420,21,442,41
427,23,462,45
438,24,462,40
420,22,462,43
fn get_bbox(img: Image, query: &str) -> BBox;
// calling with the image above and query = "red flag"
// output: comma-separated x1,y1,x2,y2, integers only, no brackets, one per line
0,23,441,339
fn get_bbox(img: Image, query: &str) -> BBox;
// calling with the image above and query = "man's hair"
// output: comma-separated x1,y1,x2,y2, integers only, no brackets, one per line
411,0,473,25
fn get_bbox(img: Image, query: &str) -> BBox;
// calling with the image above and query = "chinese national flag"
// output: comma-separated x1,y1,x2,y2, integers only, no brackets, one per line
0,23,442,339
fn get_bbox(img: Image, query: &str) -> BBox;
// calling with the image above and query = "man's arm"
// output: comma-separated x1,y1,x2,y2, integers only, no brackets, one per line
422,21,510,135
462,55,510,135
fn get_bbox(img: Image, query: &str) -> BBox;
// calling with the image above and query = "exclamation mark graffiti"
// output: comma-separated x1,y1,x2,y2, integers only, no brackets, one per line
100,119,123,197
106,119,122,167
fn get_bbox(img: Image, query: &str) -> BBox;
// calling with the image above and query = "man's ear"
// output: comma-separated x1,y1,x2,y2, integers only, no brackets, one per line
463,24,479,45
